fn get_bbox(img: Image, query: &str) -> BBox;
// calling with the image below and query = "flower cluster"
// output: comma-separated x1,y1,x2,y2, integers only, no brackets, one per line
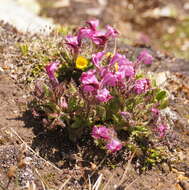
34,20,169,158
80,51,151,104
92,125,122,153
65,20,118,54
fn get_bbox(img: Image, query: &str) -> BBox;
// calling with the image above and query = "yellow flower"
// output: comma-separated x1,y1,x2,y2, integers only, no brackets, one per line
106,52,113,57
115,62,119,72
76,56,88,70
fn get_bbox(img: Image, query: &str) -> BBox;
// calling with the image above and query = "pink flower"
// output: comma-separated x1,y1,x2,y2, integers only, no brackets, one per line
45,61,60,86
82,84,96,93
59,97,68,109
137,50,153,65
134,79,150,94
105,25,119,38
77,27,94,43
77,20,118,46
101,72,118,87
106,139,122,153
65,35,79,53
80,70,99,89
109,53,130,66
116,64,134,80
91,31,108,45
86,19,99,31
91,25,118,45
78,20,99,43
156,124,167,137
96,88,112,103
151,107,159,117
120,111,131,120
92,125,111,140
92,51,105,69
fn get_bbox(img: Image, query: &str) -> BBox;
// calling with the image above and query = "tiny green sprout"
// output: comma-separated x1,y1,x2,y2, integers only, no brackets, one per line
19,43,29,56
56,25,73,35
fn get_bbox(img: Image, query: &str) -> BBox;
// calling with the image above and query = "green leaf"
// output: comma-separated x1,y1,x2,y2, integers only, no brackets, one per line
96,106,106,121
156,90,167,101
112,114,120,125
70,118,84,129
159,99,169,109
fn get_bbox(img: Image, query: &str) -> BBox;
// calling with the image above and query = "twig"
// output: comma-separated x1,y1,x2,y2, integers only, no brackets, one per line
84,156,107,187
88,175,92,190
34,169,46,190
117,151,136,187
10,128,62,173
102,171,115,190
0,181,7,190
59,176,72,190
124,176,139,190
92,174,103,190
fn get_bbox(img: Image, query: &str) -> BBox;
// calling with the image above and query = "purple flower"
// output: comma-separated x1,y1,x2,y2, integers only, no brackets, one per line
65,35,79,53
77,20,118,46
137,50,153,65
109,53,127,66
151,107,160,117
86,19,99,31
134,79,150,94
105,25,119,38
96,88,112,103
82,84,96,94
80,70,99,89
77,27,94,43
77,20,99,43
92,51,105,69
59,97,68,109
45,61,60,86
91,31,108,45
92,125,111,140
156,124,167,137
106,139,122,153
120,111,132,120
101,72,118,87
116,64,135,81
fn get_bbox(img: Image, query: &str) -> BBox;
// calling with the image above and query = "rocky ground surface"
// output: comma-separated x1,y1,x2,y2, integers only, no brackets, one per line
0,0,189,190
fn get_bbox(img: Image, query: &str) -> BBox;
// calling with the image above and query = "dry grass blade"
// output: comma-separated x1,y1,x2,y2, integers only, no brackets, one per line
34,169,47,190
92,174,103,190
102,171,115,190
10,127,62,173
117,151,136,187
0,181,7,190
84,156,107,187
88,175,92,190
59,176,72,190
124,176,139,190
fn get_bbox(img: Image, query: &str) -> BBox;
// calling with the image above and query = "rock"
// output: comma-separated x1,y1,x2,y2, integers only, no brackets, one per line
53,0,70,8
0,67,4,74
17,0,41,14
0,0,55,34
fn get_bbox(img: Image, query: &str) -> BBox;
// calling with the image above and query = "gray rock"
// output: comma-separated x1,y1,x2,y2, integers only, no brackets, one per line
0,0,55,34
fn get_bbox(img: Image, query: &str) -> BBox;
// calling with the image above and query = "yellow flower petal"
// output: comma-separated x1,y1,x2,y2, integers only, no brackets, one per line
115,62,119,72
106,52,113,57
76,56,88,70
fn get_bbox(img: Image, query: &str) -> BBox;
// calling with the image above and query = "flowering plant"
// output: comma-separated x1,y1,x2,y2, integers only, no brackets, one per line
32,20,170,166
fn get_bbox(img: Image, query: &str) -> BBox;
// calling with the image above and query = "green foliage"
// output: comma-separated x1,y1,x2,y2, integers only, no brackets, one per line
30,20,171,170
19,43,29,56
